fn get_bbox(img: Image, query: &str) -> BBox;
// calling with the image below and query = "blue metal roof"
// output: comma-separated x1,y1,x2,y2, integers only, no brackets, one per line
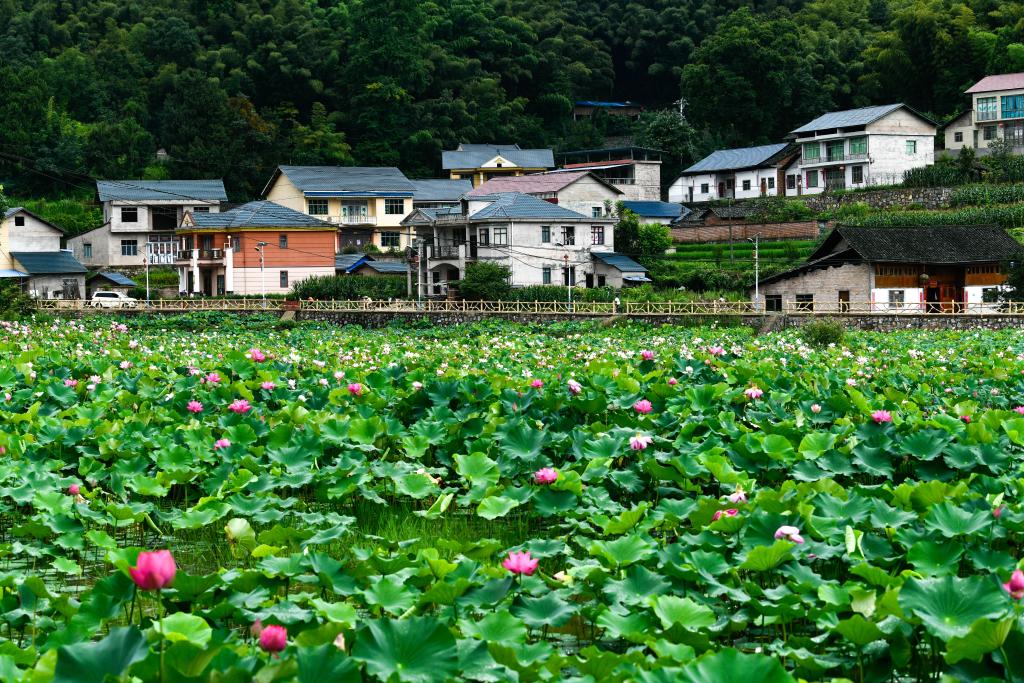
410,179,472,201
335,253,370,273
11,251,87,274
360,261,409,274
96,180,227,203
790,104,908,135
190,201,335,229
442,144,555,170
683,143,790,174
593,252,648,273
274,166,414,195
621,201,684,219
0,269,29,278
574,101,640,108
469,193,587,220
91,271,137,287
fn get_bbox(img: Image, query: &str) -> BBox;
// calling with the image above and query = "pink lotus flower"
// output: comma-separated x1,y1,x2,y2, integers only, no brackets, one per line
119,361,131,370
872,410,892,424
634,399,653,414
712,508,739,521
412,381,423,390
248,348,266,363
994,506,1004,519
63,379,78,388
1015,406,1024,415
68,483,80,496
668,377,678,386
250,620,263,637
961,415,972,423
129,550,176,591
347,383,362,396
530,379,544,389
567,379,582,395
333,632,346,651
630,434,653,450
534,468,558,484
640,350,654,361
810,403,822,414
259,624,288,653
708,346,725,357
261,381,276,390
1003,569,1024,599
502,550,539,576
774,525,804,544
728,488,747,504
205,372,220,384
228,399,251,414
744,386,763,400
214,438,231,450
186,400,203,414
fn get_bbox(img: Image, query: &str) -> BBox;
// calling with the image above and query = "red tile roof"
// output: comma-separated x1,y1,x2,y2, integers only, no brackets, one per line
465,171,589,197
966,73,1024,94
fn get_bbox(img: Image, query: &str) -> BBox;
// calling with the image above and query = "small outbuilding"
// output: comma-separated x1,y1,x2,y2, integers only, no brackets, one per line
87,271,137,297
592,252,651,288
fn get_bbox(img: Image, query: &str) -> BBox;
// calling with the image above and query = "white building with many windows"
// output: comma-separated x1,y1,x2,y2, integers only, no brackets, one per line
941,73,1024,154
669,144,797,203
786,104,936,195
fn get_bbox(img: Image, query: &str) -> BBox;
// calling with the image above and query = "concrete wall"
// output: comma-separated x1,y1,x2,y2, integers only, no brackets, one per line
556,176,621,216
7,211,63,252
943,112,974,151
670,167,780,203
26,273,86,299
68,226,162,269
623,161,662,201
104,200,220,232
758,263,873,308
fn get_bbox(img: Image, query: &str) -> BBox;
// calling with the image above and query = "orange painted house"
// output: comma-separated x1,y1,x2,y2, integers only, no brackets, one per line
175,201,335,295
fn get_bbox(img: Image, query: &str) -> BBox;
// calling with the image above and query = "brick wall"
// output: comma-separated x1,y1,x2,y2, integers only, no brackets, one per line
758,263,872,307
671,220,824,244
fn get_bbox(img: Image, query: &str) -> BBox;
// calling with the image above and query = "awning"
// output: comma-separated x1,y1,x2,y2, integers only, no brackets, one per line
0,269,29,278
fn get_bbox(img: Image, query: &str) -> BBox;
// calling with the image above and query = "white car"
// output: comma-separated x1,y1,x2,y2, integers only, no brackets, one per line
90,291,138,308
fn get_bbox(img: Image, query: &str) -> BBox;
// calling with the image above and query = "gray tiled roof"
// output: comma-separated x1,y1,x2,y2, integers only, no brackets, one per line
96,180,227,203
190,201,335,229
683,144,789,174
11,251,87,274
593,252,648,273
789,104,907,135
621,201,684,219
276,166,414,195
90,271,137,287
442,144,555,170
469,193,588,220
360,261,409,274
335,253,370,272
819,224,1023,263
410,179,472,201
4,207,21,219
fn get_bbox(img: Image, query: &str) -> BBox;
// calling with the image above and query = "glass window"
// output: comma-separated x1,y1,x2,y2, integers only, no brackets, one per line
384,198,405,215
307,199,328,215
279,234,288,249
478,228,489,245
888,289,905,307
826,140,844,161
954,131,963,142
493,226,508,245
561,226,575,246
742,179,751,191
591,207,602,218
803,142,820,160
83,243,92,258
977,96,998,121
542,266,551,285
984,125,997,141
279,271,289,288
121,207,138,223
906,140,917,154
121,239,138,256
194,206,210,213
767,177,775,189
1003,94,1024,119
200,234,213,250
541,225,551,243
765,294,782,312
786,175,796,190
591,225,604,245
216,275,225,295
849,137,867,156
852,165,864,184
380,232,401,248
700,183,709,194
806,170,819,188
562,266,576,286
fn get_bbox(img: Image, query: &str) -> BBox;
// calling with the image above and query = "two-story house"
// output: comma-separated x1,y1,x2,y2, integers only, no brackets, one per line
442,144,555,187
556,147,663,201
175,201,335,296
403,192,631,296
464,171,622,217
2,207,86,298
68,180,227,269
669,143,797,202
787,104,936,194
262,166,416,251
941,73,1024,154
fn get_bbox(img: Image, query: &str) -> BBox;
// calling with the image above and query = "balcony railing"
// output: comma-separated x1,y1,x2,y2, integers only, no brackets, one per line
802,152,868,165
327,215,377,226
147,253,175,265
174,249,224,261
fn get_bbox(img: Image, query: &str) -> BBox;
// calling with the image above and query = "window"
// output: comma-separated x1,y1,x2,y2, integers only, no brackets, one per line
307,199,328,215
795,293,813,311
194,206,210,213
806,170,819,188
726,179,734,189
591,225,605,245
385,198,405,215
120,240,138,256
200,234,213,250
765,294,782,312
597,274,606,287
121,207,138,223
381,232,401,248
977,96,998,121
888,290,905,308
279,234,288,249
826,140,844,161
562,266,576,286
83,243,92,258
592,206,603,218
906,140,917,154
1003,94,1024,120
541,225,551,243
786,175,796,190
700,183,709,194
742,179,751,191
542,266,552,285
478,228,489,246
803,142,820,161
849,136,867,156
954,131,964,143
561,226,575,246
14,215,24,227
852,165,864,184
493,226,508,245
984,125,997,141
279,271,289,288
216,275,225,296
767,177,775,189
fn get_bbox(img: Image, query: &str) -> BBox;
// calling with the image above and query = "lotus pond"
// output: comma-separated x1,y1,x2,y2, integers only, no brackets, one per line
3,315,1024,682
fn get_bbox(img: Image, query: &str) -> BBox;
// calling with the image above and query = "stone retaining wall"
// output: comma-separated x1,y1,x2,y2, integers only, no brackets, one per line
800,186,953,212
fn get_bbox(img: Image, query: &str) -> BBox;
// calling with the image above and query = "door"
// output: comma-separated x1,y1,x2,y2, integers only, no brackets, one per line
926,287,940,313
585,273,594,288
342,201,368,222
718,181,725,198
202,272,213,296
838,290,850,313
939,284,958,312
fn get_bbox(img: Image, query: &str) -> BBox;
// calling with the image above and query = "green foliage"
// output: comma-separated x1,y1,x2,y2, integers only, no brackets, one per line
0,282,35,320
848,205,1024,230
800,319,846,347
949,184,1024,208
17,197,101,237
290,275,407,301
456,262,512,301
752,197,814,223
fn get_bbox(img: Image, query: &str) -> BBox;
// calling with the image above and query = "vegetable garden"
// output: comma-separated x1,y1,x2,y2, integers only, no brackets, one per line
2,316,1024,681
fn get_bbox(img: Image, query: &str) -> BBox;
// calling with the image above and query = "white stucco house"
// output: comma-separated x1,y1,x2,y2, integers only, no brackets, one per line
942,72,1024,155
1,207,86,298
465,171,622,218
669,143,797,203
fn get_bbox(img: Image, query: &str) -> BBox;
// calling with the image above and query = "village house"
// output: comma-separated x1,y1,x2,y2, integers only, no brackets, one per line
1,207,87,298
86,271,137,298
262,165,416,251
442,144,555,187
175,201,335,296
556,147,663,201
465,171,622,217
787,104,936,194
941,73,1024,155
68,180,227,269
403,192,635,295
410,179,472,210
755,224,1021,313
669,143,797,203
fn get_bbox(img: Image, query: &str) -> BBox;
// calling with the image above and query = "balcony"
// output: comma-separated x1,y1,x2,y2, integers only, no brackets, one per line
175,249,223,263
327,215,377,226
801,152,868,167
148,253,175,266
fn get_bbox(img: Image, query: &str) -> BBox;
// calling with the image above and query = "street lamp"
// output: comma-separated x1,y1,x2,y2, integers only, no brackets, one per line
255,241,268,306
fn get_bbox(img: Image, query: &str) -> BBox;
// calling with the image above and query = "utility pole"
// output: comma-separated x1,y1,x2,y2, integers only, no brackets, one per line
255,241,267,306
144,248,150,307
748,234,760,310
415,238,423,307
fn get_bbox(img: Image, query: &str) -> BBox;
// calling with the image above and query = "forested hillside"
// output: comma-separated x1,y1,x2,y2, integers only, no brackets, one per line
1,0,1023,199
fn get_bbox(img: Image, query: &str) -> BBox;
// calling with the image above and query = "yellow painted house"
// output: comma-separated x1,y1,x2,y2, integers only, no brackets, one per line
262,166,416,251
442,144,555,186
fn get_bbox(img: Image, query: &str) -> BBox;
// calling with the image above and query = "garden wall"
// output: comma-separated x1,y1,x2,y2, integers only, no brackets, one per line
800,186,953,212
670,221,823,244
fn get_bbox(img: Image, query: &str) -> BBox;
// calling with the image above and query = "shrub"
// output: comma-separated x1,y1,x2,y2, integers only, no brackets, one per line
752,197,814,222
801,319,845,347
0,282,35,319
291,274,407,300
456,262,512,300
